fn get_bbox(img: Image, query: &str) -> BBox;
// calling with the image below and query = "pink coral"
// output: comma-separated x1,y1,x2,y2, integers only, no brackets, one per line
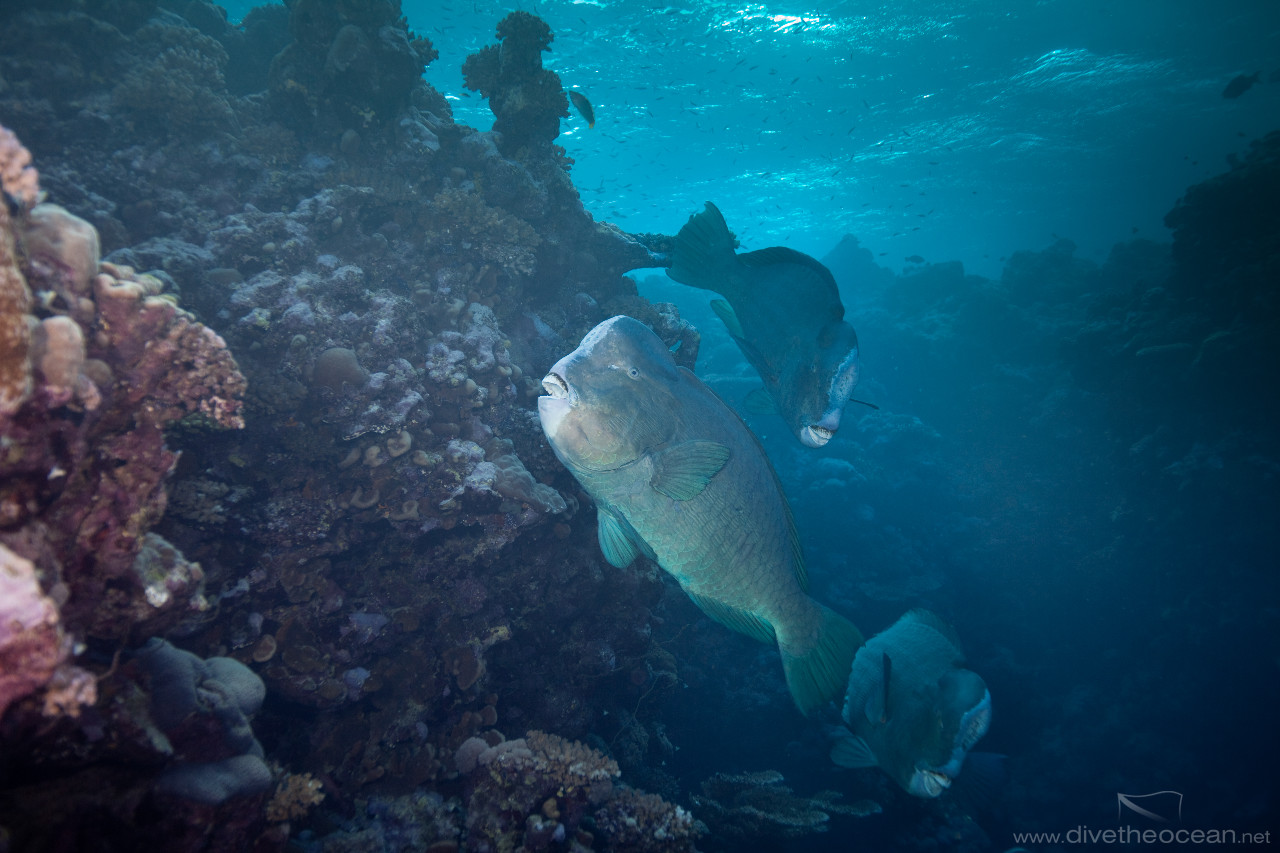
0,544,70,720
0,154,246,645
0,124,41,209
0,128,34,416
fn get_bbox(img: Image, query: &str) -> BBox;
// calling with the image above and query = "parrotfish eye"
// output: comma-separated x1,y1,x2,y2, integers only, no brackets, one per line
628,366,640,378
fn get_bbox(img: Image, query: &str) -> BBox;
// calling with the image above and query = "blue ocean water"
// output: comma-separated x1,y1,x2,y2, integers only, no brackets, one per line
225,0,1280,279
0,0,1275,850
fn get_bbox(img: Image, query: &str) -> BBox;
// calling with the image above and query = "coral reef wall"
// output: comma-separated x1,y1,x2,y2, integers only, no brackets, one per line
0,3,701,850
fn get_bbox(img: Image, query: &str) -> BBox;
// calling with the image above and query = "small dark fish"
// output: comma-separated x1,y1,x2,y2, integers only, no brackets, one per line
904,255,925,264
1222,72,1260,99
568,90,595,127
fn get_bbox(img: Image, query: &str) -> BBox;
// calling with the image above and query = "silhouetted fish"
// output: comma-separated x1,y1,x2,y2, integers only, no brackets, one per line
569,90,595,127
1222,72,1260,99
904,254,925,264
667,202,862,448
539,316,863,714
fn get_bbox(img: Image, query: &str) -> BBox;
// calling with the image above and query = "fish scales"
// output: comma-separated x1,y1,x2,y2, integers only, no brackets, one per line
539,316,863,714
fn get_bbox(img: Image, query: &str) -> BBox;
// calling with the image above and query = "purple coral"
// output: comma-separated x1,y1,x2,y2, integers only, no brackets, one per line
0,544,76,720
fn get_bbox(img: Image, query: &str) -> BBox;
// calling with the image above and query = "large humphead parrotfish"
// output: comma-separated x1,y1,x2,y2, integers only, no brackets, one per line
667,202,862,448
538,316,863,714
830,609,993,797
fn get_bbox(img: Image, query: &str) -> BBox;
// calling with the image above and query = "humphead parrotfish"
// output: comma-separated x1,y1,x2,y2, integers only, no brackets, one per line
667,201,862,448
830,609,992,798
538,316,864,714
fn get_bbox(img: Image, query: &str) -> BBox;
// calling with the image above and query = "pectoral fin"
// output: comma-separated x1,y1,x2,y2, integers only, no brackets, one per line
597,508,639,568
650,440,731,501
709,299,746,339
743,387,779,415
830,731,879,769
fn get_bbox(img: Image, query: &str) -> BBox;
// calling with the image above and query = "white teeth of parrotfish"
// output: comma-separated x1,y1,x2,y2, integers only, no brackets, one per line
536,315,864,716
804,425,834,447
542,372,569,398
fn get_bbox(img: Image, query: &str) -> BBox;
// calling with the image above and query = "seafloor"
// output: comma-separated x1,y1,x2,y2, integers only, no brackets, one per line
0,1,1276,852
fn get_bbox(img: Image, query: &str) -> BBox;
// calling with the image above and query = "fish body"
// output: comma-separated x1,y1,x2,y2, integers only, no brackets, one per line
1222,72,1260,99
830,609,992,797
667,202,861,448
538,316,863,714
569,90,595,127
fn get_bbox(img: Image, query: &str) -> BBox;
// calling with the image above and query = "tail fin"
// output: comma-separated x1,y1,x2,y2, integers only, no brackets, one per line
668,201,740,294
780,604,865,716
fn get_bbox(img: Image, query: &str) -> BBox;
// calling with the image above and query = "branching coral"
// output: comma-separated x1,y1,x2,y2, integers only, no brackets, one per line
459,730,619,850
266,771,325,822
595,787,704,852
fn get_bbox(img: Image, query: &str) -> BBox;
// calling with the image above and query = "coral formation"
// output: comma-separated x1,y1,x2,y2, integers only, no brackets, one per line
452,729,697,852
462,11,568,157
0,543,90,720
267,0,439,138
692,769,880,841
134,637,271,805
0,124,37,415
594,787,704,852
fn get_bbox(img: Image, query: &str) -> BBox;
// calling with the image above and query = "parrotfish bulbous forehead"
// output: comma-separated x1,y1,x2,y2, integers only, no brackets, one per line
833,610,992,798
538,316,680,467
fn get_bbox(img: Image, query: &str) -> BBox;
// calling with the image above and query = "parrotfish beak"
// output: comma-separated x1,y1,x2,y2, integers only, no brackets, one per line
801,410,842,448
538,371,573,439
908,768,953,799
